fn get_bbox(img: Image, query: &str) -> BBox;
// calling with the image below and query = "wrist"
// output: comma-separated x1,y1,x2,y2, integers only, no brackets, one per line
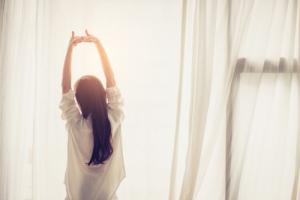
67,44,74,52
94,40,102,47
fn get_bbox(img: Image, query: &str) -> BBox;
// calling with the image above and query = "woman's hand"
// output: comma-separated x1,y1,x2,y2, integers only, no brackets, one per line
83,29,100,44
68,30,100,47
69,31,84,48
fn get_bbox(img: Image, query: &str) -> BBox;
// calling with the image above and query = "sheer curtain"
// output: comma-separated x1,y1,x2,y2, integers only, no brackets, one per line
0,0,181,199
170,0,300,199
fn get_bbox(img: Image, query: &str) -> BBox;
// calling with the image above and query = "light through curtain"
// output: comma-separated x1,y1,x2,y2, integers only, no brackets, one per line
231,71,300,200
0,0,181,199
170,0,300,199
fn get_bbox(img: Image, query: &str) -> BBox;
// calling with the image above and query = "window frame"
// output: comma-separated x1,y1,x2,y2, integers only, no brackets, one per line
225,57,299,198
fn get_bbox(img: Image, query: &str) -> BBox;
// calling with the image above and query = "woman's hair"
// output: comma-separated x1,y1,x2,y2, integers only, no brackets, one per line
75,75,113,165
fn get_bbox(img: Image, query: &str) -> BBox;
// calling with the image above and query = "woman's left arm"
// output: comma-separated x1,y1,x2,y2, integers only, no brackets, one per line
61,31,83,93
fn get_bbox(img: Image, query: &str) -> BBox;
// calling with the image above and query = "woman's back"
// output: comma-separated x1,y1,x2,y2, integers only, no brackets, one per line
60,86,125,200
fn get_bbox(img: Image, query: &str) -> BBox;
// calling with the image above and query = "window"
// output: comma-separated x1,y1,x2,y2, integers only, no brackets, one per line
227,58,300,199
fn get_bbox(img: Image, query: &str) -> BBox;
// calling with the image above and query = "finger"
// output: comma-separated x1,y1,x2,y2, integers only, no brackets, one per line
73,36,82,42
72,31,75,39
74,39,82,44
73,41,80,46
82,36,89,43
85,29,89,36
83,37,90,42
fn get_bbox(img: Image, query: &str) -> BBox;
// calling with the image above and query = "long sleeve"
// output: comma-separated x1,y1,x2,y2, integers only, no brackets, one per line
106,86,124,128
59,89,82,129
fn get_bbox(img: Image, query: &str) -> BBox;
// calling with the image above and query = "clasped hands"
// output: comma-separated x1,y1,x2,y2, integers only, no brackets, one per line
69,29,100,48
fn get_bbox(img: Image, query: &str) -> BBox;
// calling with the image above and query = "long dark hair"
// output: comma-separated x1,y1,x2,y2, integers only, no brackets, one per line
75,75,113,165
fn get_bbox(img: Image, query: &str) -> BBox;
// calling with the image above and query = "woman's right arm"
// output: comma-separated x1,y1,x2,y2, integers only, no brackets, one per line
84,30,124,125
85,30,116,88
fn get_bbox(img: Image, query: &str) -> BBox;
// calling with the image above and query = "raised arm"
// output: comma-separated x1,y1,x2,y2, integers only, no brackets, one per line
61,31,83,93
85,30,116,88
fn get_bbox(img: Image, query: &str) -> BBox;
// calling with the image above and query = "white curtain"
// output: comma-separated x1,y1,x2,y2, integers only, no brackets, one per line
170,0,300,199
0,0,181,199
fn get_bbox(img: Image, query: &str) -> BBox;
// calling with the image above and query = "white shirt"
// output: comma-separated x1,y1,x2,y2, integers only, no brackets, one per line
59,86,125,200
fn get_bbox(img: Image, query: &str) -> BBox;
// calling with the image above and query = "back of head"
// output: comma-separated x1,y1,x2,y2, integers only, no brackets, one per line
75,75,113,165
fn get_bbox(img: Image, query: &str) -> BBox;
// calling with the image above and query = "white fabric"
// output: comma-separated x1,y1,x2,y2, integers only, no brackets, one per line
59,86,125,200
170,0,300,199
231,73,300,200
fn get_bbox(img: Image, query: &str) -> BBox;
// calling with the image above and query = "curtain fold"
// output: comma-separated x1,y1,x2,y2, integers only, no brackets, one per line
170,0,300,199
0,0,53,199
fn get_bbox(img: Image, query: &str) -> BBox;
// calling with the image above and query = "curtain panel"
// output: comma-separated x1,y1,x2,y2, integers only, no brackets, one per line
170,0,300,199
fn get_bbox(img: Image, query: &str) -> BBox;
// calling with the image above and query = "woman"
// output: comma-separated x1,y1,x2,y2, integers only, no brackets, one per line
59,30,125,200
